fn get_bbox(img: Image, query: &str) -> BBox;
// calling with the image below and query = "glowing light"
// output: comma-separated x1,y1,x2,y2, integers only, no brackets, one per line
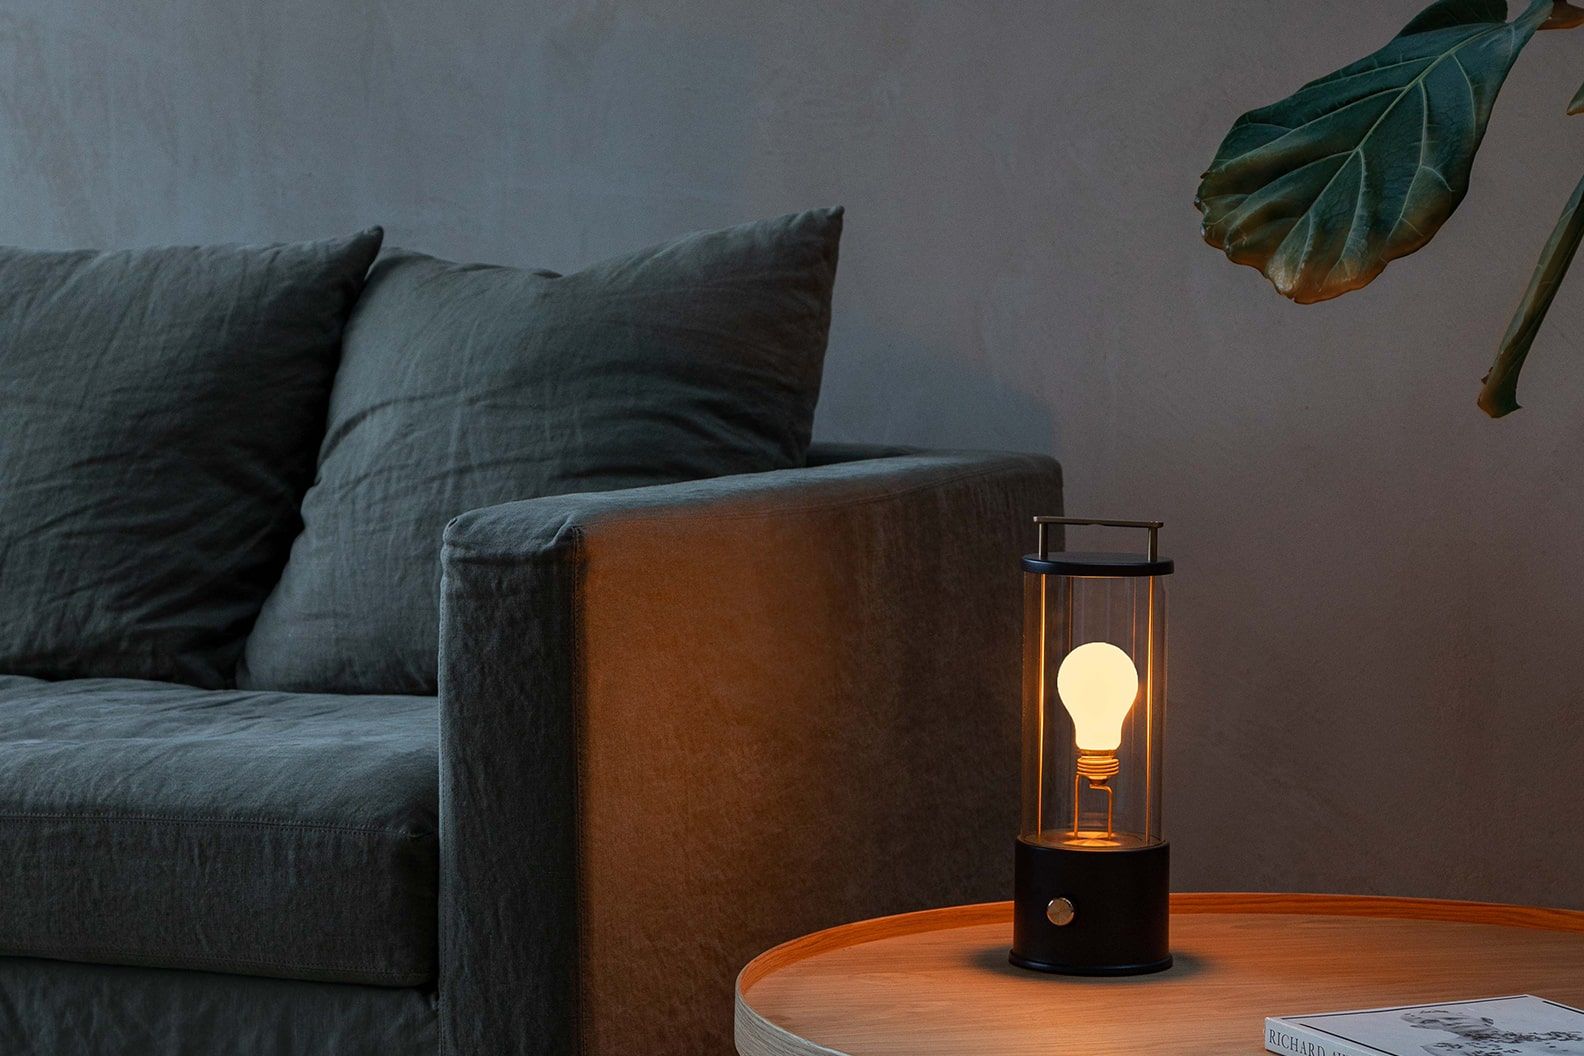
1056,641,1139,752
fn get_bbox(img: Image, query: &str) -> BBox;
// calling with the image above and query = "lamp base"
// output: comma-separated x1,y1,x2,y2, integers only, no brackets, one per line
1010,836,1170,975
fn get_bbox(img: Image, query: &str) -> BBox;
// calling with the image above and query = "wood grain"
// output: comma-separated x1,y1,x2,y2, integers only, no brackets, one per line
735,894,1584,1056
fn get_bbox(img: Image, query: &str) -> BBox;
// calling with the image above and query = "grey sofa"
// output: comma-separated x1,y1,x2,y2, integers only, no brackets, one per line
0,445,1062,1055
0,218,1062,1054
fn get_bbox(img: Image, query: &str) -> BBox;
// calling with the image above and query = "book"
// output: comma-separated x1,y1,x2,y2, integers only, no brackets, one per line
1266,995,1584,1056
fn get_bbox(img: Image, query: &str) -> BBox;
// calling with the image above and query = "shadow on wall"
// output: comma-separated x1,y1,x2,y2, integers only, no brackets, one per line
815,327,1061,457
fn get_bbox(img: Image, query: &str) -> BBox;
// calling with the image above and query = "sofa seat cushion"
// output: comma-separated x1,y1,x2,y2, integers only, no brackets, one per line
0,676,437,987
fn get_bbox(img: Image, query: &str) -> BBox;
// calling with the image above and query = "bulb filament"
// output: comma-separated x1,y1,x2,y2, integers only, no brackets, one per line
1073,752,1119,837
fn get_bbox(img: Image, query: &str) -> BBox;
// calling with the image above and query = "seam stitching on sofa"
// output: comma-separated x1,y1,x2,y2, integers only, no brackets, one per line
448,459,1056,567
603,461,1037,525
607,461,1033,524
1,942,425,981
0,813,434,838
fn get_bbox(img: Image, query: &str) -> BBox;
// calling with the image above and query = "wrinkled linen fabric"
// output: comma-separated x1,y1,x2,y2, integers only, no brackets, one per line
0,957,436,1056
0,675,437,986
436,448,1063,1056
242,208,843,696
0,446,1060,1056
0,230,383,688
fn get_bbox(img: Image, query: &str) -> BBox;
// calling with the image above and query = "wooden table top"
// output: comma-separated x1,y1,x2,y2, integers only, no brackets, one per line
735,894,1584,1056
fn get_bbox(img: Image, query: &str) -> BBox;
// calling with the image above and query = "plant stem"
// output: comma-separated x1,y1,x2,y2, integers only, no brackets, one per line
1479,168,1584,417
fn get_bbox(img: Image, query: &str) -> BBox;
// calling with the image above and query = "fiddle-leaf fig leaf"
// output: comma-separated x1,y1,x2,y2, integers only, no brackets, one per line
1568,78,1584,114
1401,0,1509,35
1478,170,1584,416
1542,0,1584,29
1197,0,1552,304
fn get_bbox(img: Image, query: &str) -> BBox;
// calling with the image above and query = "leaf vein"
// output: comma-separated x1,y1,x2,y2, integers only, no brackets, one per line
1266,19,1512,274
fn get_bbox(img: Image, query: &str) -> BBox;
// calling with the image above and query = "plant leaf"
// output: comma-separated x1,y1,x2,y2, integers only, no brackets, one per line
1569,77,1584,114
1478,170,1584,416
1542,0,1584,29
1197,0,1551,304
1401,0,1509,35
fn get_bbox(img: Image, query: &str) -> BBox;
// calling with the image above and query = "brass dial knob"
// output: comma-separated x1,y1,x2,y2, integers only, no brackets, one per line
1046,897,1076,926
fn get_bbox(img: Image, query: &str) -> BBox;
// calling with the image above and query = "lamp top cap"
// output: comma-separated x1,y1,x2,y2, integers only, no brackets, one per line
1020,551,1174,577
1024,516,1173,578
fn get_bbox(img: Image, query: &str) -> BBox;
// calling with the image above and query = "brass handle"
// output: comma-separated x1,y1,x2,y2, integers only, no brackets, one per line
1033,516,1163,562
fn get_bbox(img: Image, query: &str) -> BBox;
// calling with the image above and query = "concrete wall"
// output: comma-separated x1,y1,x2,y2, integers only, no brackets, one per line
4,1,1581,907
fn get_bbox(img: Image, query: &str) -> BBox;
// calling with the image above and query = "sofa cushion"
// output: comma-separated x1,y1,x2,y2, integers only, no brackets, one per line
239,209,842,696
240,209,842,697
0,230,383,688
0,957,438,1056
0,675,436,987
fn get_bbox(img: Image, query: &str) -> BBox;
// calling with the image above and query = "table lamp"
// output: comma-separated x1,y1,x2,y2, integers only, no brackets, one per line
1010,516,1173,975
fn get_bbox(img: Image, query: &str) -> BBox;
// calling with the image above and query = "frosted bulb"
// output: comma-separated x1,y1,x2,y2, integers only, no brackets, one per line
1056,641,1139,752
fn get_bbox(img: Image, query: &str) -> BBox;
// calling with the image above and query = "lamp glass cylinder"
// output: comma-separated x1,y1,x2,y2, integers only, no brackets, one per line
1011,521,1172,975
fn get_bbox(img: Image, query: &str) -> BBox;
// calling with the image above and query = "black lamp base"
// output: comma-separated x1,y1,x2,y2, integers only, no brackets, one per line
1010,837,1171,975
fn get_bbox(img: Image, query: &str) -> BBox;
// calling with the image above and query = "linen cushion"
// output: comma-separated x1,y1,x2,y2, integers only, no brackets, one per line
0,958,437,1056
0,230,383,688
241,207,842,694
0,675,437,987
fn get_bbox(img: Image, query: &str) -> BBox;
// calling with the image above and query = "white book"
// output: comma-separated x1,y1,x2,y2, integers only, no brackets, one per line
1266,995,1584,1056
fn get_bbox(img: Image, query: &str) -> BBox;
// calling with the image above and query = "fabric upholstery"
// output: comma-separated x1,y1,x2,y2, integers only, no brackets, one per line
0,957,436,1056
0,230,382,688
804,440,917,465
437,449,1062,1056
0,676,437,987
242,208,844,696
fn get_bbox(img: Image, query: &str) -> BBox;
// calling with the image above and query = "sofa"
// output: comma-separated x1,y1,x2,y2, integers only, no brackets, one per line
0,214,1062,1055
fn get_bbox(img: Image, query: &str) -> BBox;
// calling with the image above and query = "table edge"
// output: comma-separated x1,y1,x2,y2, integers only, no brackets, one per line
734,893,1584,1056
739,892,1584,995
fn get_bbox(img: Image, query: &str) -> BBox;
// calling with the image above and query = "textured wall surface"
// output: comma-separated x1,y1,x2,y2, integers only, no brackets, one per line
3,1,1582,907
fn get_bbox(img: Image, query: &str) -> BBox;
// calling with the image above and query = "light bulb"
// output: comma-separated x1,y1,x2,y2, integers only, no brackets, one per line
1056,641,1139,752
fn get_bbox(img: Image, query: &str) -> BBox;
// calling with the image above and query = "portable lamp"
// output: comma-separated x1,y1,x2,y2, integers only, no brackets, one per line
1010,516,1172,975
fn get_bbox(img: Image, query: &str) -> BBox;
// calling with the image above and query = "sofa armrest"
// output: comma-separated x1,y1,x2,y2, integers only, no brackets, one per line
437,450,1062,1056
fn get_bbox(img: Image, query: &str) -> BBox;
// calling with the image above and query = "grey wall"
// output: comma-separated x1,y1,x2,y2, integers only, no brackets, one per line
4,1,1582,907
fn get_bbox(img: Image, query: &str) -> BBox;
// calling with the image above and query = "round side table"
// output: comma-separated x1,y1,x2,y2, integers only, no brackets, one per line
735,894,1584,1056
